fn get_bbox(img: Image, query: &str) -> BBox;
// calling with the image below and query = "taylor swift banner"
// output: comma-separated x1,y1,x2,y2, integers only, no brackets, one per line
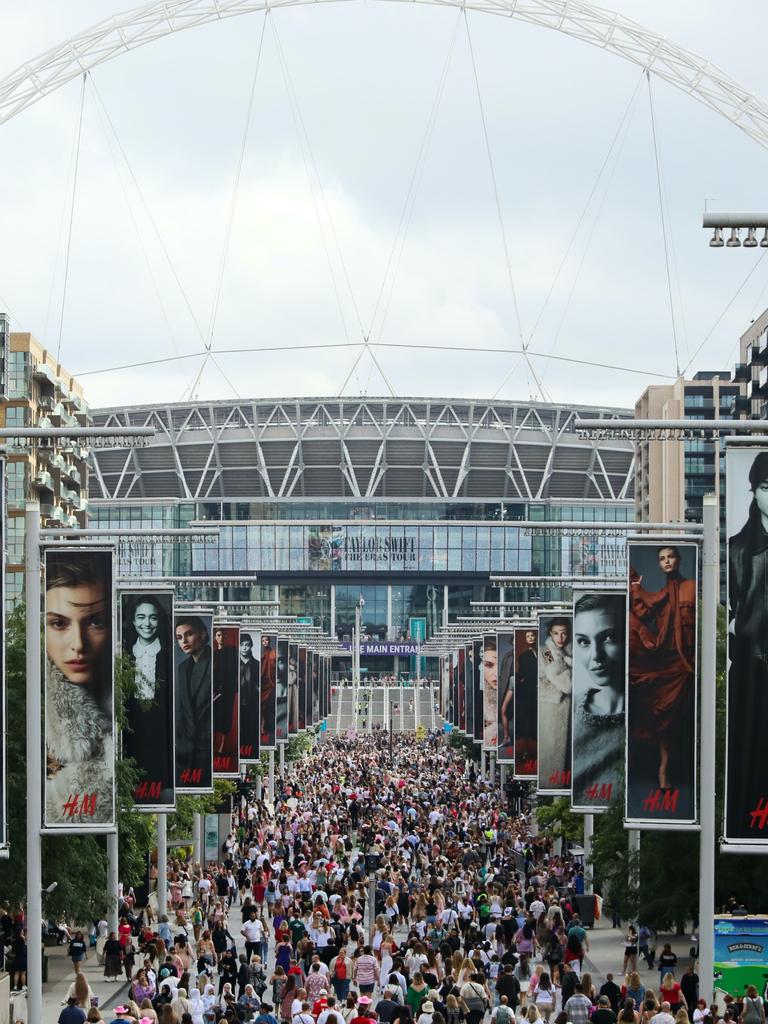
457,646,466,733
260,633,277,750
43,547,116,832
626,542,698,827
537,614,573,796
513,627,538,779
495,632,513,762
287,642,299,736
238,630,260,763
120,590,175,811
480,634,497,751
212,624,240,777
725,448,768,847
275,638,288,742
174,611,214,793
571,590,626,813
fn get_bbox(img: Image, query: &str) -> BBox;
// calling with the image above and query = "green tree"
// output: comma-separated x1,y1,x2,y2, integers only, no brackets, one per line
535,797,583,844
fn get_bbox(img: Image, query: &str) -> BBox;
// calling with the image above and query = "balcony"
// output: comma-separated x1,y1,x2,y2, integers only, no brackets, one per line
34,470,54,492
730,395,752,416
32,363,56,385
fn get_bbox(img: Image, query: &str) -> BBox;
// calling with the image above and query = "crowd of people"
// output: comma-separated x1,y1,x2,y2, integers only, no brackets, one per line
51,732,733,1024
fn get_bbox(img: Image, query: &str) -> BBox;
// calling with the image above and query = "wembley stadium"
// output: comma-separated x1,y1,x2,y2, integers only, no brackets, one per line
89,395,635,673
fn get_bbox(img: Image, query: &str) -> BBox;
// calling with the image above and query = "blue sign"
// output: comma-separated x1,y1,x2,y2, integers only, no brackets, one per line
409,617,427,642
715,918,768,964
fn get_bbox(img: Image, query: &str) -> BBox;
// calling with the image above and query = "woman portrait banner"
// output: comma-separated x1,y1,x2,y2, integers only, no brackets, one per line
482,635,499,752
626,542,698,827
449,651,457,726
120,590,176,811
472,639,484,744
0,460,5,845
259,633,277,751
571,590,625,813
298,645,308,731
287,642,299,736
513,627,538,780
465,643,476,740
174,610,214,793
725,448,768,846
311,651,320,726
457,646,466,733
44,547,116,832
275,638,289,742
537,614,573,795
212,624,240,777
495,633,514,763
239,629,261,762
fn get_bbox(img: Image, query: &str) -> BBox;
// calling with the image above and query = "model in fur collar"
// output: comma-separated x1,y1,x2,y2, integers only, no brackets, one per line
45,660,114,826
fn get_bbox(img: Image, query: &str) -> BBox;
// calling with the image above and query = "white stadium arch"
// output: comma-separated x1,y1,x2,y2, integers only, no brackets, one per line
0,0,767,150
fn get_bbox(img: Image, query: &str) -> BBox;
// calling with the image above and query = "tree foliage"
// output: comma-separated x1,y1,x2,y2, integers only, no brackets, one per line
535,797,583,844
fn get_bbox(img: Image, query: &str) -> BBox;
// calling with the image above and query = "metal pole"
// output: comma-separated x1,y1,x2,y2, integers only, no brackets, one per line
157,813,168,920
628,830,640,914
699,494,717,1005
490,752,496,787
25,501,43,1024
268,749,275,804
192,813,202,866
107,832,120,932
583,814,594,896
279,742,285,781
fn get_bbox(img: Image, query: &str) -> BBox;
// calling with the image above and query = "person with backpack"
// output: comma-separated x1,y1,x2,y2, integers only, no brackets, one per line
740,988,765,1024
493,995,515,1024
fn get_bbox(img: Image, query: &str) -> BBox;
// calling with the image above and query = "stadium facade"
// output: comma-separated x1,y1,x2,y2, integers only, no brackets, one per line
89,396,635,676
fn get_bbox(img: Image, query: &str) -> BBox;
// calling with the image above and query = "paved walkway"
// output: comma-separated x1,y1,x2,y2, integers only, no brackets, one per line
583,918,697,990
12,939,129,1023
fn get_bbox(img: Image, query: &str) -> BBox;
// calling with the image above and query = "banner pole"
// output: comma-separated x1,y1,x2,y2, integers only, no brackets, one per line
583,814,594,895
268,749,275,804
157,812,168,920
25,501,43,1024
107,832,119,932
699,493,717,1005
279,742,285,781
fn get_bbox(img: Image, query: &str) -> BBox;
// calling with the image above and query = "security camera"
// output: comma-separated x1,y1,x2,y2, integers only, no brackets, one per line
44,882,57,894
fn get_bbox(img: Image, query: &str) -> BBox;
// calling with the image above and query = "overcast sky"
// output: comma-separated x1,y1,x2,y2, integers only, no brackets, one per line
1,0,768,411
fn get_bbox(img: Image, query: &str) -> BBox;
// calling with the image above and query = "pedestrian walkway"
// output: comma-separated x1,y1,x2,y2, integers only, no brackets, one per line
584,919,697,991
13,940,129,1023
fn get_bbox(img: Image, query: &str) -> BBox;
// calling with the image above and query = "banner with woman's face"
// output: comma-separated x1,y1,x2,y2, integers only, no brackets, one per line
449,651,457,726
495,632,513,762
211,624,240,777
472,639,484,744
465,643,476,738
571,590,625,813
298,646,308,731
239,630,260,763
311,651,320,726
120,589,175,811
287,643,299,736
174,610,214,793
537,613,573,795
513,627,538,779
457,647,466,733
725,448,768,847
43,547,116,832
259,632,277,751
626,542,698,827
275,638,289,742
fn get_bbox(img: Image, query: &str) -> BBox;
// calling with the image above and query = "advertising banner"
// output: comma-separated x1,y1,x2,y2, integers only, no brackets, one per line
571,590,626,813
457,646,466,733
472,638,483,744
0,460,4,844
496,632,513,763
238,629,260,762
714,916,768,995
311,651,320,726
725,448,768,846
212,624,240,777
120,590,175,810
43,547,115,831
537,613,573,795
626,542,698,827
259,633,277,751
465,643,475,739
276,639,289,742
288,643,299,736
298,646,308,731
513,627,538,779
174,610,214,793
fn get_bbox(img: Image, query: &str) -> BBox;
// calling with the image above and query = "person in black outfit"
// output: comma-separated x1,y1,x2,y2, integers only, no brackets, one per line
599,974,622,1014
219,948,239,995
175,616,213,787
495,965,521,1010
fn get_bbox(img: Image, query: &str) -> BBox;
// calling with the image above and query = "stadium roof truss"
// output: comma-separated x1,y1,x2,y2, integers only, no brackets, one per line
1,0,768,153
90,397,635,503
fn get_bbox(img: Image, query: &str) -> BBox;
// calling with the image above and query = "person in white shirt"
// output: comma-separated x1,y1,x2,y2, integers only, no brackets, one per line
650,1003,675,1024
